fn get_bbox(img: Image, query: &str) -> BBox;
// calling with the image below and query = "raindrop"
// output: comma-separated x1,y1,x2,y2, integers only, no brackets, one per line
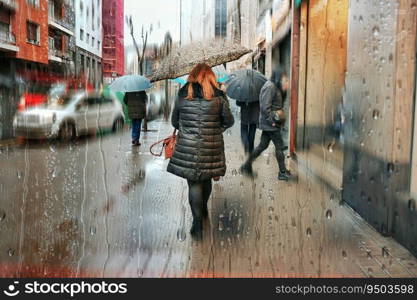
372,109,380,119
325,209,333,219
7,249,14,256
372,26,380,37
218,219,224,231
360,141,365,147
382,246,389,258
231,169,238,176
330,194,335,202
342,250,348,259
50,145,56,152
268,206,274,213
387,163,395,174
327,143,334,153
408,199,416,212
90,226,96,235
366,250,372,259
176,228,186,242
0,210,5,222
306,227,312,236
17,171,23,179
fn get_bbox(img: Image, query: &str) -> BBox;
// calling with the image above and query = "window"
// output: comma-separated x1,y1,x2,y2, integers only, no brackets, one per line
87,33,90,43
97,40,100,50
92,4,95,30
27,21,40,45
92,37,95,47
80,0,84,11
215,0,227,38
80,29,84,41
27,0,40,8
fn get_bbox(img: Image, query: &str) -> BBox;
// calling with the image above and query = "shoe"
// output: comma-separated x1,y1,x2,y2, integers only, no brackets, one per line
278,170,291,181
240,163,256,178
132,140,141,146
190,219,203,241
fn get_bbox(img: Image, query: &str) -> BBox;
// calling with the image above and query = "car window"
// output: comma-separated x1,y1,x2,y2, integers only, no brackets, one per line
100,96,114,105
86,97,100,106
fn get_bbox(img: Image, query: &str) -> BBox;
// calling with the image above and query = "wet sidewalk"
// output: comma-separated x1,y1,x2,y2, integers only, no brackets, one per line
0,108,417,277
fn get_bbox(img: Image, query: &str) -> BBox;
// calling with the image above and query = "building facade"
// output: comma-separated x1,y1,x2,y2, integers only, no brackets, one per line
75,0,102,87
102,0,124,84
47,0,76,78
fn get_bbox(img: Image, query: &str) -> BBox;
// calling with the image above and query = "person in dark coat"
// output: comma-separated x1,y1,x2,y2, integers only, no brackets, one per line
167,63,234,240
124,91,147,146
237,101,260,154
240,68,291,181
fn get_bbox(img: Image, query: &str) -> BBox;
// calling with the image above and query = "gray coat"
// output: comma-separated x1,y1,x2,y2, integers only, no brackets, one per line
124,91,147,119
258,80,283,131
167,83,235,181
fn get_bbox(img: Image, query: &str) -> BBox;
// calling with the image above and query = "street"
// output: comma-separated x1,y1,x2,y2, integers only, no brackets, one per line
1,102,417,278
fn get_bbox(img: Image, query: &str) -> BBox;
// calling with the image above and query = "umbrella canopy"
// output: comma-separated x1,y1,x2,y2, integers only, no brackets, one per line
225,69,267,103
149,40,251,82
109,75,151,92
171,65,229,86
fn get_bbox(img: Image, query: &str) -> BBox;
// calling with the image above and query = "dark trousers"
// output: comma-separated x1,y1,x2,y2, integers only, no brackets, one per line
131,118,142,141
245,130,286,173
187,179,212,220
240,123,257,154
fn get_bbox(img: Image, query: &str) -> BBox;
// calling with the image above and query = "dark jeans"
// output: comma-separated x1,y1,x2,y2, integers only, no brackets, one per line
187,179,212,220
131,118,142,141
245,130,286,173
240,123,257,154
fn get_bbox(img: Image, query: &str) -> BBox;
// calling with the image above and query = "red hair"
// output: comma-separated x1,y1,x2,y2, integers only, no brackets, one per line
186,63,219,100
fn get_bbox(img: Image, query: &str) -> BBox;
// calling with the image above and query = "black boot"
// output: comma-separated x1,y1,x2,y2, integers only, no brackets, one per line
240,163,256,178
190,219,203,241
278,170,291,181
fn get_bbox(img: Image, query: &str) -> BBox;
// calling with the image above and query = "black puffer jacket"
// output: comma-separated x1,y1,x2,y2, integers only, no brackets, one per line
167,83,234,181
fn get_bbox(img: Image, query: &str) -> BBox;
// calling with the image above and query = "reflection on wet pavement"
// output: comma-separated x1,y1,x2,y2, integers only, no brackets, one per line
1,112,417,278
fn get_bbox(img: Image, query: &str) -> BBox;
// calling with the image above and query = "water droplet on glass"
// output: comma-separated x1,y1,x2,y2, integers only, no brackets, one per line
325,209,333,219
408,199,416,212
306,227,312,236
382,246,389,258
231,169,237,176
387,163,395,174
372,26,380,37
0,210,5,222
176,228,186,242
90,226,96,235
372,109,380,119
50,145,56,152
342,250,348,259
17,171,22,179
7,249,14,256
268,206,274,213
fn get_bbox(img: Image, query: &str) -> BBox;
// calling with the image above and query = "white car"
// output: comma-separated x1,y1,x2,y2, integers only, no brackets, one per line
13,91,125,140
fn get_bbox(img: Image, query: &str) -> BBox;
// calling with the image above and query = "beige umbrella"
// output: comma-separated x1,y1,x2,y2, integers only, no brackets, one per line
149,40,251,82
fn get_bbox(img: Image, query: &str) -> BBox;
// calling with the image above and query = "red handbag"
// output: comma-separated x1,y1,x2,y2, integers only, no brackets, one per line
150,129,177,159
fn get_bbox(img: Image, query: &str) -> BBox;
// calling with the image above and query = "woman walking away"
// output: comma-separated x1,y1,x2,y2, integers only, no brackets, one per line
237,101,260,154
167,63,234,241
124,91,147,146
240,68,291,181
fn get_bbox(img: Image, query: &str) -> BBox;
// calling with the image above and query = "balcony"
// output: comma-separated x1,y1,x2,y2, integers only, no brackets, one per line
0,30,19,52
48,39,70,63
48,2,74,36
0,0,18,11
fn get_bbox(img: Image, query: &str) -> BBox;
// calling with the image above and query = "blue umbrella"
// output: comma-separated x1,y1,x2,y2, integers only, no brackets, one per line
109,75,151,92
